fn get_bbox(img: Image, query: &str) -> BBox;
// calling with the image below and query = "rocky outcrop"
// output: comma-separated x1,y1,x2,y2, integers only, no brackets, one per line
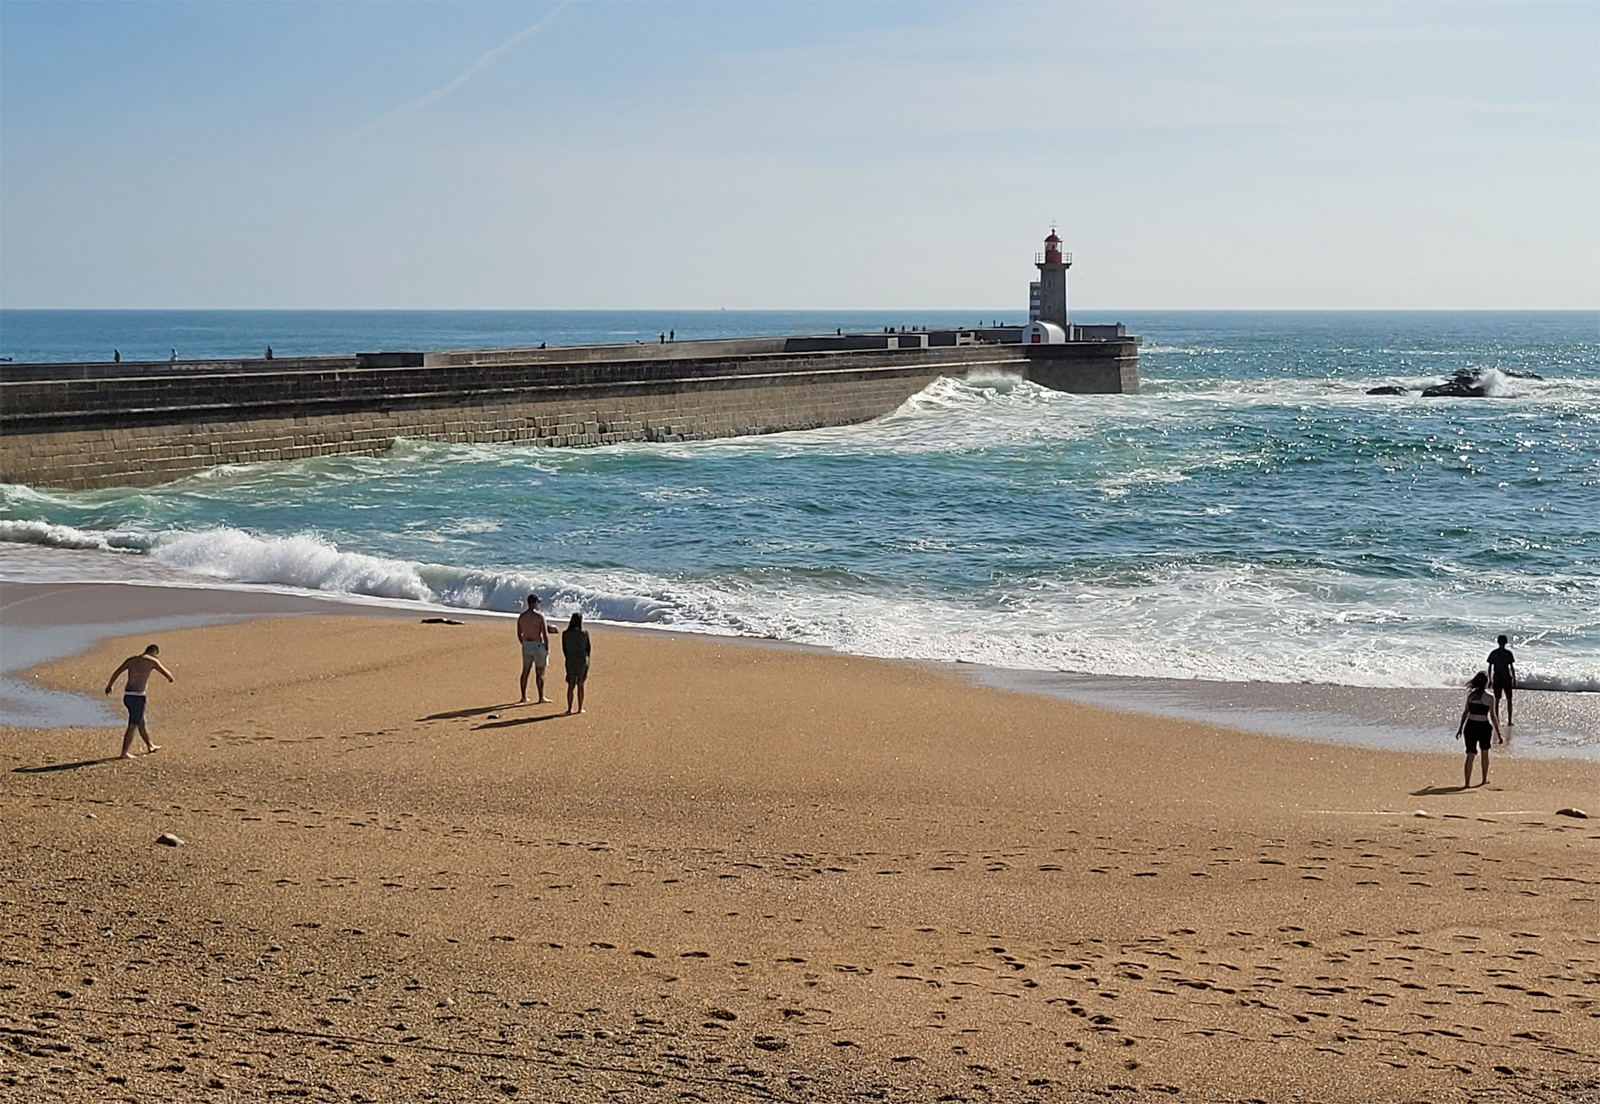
1421,370,1490,397
1370,367,1544,399
1416,367,1543,398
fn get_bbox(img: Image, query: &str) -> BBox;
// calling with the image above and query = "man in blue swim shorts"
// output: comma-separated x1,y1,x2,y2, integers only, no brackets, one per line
516,594,552,705
104,644,175,759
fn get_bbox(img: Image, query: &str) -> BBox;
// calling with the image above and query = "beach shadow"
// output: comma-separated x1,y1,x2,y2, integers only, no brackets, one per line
473,714,568,730
1411,784,1471,796
13,757,121,774
419,703,516,721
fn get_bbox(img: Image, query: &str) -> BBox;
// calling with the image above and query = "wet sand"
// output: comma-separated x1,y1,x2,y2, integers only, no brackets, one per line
967,668,1600,760
2,583,1597,1103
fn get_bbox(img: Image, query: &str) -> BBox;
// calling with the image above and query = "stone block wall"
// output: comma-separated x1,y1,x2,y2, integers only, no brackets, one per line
1,340,1137,490
1022,340,1141,395
1,352,996,489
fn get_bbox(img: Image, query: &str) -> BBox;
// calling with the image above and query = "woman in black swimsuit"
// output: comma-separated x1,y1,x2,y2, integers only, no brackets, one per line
1455,671,1503,788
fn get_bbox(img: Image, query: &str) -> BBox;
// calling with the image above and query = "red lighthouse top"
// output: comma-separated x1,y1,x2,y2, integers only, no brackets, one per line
1043,231,1063,264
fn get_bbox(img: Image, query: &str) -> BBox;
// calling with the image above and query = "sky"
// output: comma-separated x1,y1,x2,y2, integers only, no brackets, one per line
2,1,1597,310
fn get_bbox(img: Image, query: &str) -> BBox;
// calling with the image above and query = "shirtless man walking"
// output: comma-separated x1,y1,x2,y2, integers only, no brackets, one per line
517,594,553,704
104,644,174,759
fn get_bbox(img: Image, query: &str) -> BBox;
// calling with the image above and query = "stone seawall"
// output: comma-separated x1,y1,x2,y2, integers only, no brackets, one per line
0,346,986,489
1,339,1138,490
1022,340,1141,395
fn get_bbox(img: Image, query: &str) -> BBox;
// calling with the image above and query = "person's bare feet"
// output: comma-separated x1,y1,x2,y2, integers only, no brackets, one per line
119,752,136,760
145,745,161,753
537,697,552,704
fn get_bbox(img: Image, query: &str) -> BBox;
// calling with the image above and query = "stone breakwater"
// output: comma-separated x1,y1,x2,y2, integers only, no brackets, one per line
0,334,1138,490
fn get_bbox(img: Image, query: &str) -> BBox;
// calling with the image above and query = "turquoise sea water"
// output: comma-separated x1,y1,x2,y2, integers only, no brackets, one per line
3,310,1597,746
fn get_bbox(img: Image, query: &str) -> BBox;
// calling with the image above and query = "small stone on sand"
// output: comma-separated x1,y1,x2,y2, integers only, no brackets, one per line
156,832,184,847
1555,807,1589,819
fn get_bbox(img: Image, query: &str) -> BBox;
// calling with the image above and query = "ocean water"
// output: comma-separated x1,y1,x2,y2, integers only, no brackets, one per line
3,310,1598,751
0,309,1017,364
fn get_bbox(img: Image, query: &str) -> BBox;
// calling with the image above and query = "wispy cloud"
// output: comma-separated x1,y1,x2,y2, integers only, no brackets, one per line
362,3,569,134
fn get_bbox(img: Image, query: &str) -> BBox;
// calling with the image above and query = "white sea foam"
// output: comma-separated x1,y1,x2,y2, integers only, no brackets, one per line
0,524,675,625
17,522,1582,692
0,518,156,553
1141,367,1600,406
1094,467,1190,498
1522,676,1600,693
149,529,435,601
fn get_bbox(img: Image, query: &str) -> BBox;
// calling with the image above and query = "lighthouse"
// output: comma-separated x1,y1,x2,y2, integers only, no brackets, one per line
1031,229,1072,329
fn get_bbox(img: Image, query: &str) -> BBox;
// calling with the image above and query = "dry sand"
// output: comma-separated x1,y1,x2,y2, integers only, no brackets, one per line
2,587,1597,1103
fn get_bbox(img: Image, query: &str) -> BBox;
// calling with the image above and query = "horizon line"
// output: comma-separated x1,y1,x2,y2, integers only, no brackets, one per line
4,306,1598,314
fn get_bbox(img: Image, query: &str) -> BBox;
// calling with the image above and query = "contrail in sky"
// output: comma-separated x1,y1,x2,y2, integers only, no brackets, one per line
363,3,570,132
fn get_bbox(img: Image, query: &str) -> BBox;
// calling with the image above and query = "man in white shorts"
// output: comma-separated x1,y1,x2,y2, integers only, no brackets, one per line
517,594,552,704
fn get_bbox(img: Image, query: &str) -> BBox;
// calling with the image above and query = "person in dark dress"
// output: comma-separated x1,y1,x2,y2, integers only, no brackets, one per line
1487,635,1516,726
561,612,590,714
1455,671,1502,788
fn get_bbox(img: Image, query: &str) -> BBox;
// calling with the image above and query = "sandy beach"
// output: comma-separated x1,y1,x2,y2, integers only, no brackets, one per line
2,583,1597,1103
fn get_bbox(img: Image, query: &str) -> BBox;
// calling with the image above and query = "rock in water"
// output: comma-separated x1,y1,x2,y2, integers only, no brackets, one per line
1555,807,1590,819
1421,369,1489,397
1366,385,1408,395
155,832,184,847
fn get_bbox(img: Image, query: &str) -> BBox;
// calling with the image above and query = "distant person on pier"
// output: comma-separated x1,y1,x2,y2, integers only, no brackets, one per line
1487,635,1516,726
560,612,590,714
660,333,666,344
265,346,274,360
516,594,552,705
1455,671,1502,788
105,644,174,759
170,348,178,362
113,349,121,363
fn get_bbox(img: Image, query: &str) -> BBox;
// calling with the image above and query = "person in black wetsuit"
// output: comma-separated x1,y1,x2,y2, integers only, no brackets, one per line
1455,671,1502,788
1487,635,1516,726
